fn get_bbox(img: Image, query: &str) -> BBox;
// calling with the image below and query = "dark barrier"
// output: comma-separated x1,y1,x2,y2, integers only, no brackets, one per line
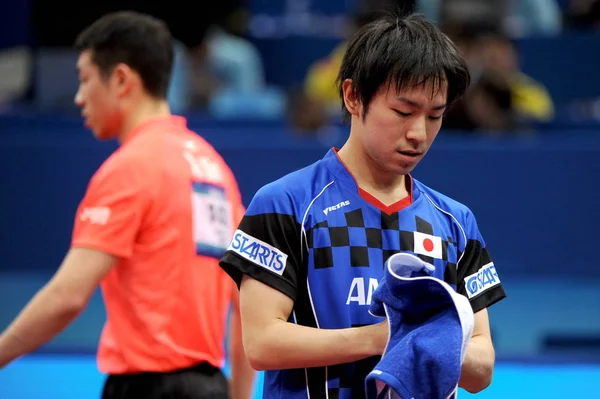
1,114,599,278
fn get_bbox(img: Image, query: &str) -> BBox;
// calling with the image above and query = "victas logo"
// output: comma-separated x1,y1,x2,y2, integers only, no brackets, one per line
323,200,350,216
228,230,288,275
464,263,500,299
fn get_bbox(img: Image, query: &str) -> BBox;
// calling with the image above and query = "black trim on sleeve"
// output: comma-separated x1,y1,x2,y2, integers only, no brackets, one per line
469,285,506,313
220,250,298,301
457,239,492,285
219,213,303,302
455,238,506,312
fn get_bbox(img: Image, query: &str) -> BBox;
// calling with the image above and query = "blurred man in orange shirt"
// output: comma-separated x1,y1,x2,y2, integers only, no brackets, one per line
0,11,255,399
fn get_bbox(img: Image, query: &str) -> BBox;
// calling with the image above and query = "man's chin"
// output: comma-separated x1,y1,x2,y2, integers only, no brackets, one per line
389,162,417,176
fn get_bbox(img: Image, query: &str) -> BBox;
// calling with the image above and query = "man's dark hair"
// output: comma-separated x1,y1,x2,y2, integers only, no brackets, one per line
337,12,471,122
75,11,174,99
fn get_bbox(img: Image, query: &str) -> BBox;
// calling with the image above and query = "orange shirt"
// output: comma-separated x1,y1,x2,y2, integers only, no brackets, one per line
71,116,244,374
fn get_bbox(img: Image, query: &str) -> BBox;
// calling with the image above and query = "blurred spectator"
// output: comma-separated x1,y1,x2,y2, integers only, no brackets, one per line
442,27,554,132
286,87,328,134
167,1,275,115
302,41,347,117
443,68,523,133
426,0,562,37
190,1,265,103
0,47,32,109
439,0,507,35
505,0,563,37
473,33,555,124
564,0,600,30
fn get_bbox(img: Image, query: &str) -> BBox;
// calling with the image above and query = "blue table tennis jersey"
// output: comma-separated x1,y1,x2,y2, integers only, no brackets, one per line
220,148,506,399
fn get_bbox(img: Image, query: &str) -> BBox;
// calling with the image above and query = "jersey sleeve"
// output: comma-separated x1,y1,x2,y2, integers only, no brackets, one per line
71,160,150,258
456,210,506,313
219,184,303,302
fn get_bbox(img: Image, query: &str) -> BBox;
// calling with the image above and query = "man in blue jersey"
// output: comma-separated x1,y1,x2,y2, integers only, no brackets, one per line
219,11,506,399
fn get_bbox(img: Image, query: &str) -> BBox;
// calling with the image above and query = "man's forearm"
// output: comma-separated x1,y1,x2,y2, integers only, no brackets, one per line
228,309,255,399
459,335,495,393
0,285,83,367
245,320,383,371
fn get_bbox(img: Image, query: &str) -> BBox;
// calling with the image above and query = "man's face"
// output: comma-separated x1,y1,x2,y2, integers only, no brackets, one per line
353,81,448,175
74,50,122,140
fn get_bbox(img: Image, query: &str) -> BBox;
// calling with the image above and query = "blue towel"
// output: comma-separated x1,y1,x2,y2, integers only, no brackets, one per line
365,253,474,399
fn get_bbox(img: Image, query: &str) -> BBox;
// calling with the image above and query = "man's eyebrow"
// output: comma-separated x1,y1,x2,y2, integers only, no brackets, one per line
398,97,447,110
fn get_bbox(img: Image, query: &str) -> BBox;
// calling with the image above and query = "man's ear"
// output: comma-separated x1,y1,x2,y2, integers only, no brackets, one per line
342,79,361,118
111,63,136,97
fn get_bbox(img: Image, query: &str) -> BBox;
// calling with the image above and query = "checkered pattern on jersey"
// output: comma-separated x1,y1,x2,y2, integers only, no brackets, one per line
306,208,459,282
324,351,381,399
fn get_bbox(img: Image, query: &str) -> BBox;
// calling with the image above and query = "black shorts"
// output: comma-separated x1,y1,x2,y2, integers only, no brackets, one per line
102,362,229,399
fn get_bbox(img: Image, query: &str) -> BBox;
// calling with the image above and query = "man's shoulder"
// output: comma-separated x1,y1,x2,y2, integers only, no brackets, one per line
90,148,130,182
89,135,162,189
247,157,332,218
414,179,474,220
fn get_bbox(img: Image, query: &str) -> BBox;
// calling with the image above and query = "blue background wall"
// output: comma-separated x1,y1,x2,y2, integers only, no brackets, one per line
1,115,600,397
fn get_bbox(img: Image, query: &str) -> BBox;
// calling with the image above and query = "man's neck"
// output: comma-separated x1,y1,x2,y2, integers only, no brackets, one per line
337,139,409,206
118,98,171,143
